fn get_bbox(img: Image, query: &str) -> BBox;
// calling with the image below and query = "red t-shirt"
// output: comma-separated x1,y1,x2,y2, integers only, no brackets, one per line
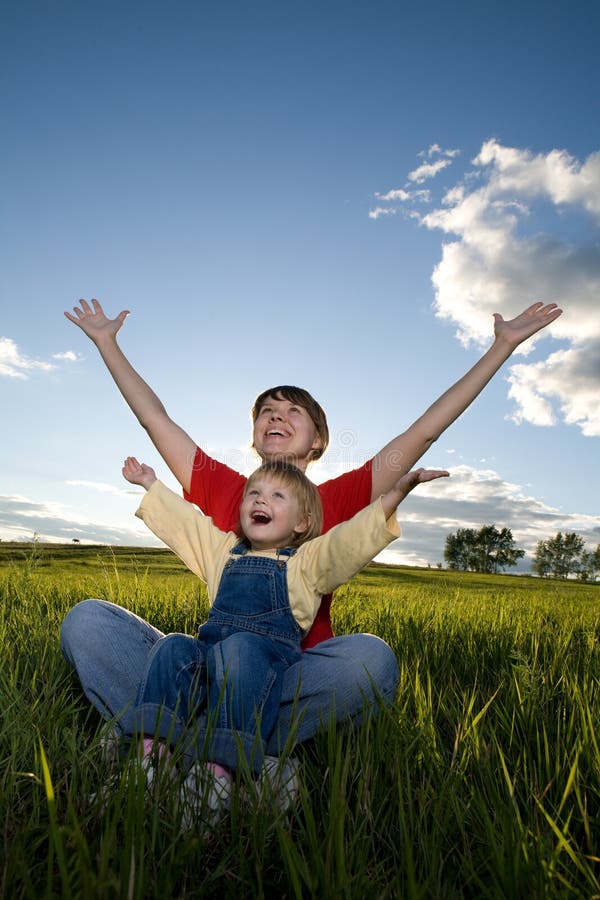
184,447,373,649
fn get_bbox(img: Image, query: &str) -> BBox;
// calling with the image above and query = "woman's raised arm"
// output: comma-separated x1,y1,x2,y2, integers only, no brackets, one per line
369,302,562,501
65,298,198,493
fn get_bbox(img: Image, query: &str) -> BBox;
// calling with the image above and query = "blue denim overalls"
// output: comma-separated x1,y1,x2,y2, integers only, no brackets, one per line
123,542,302,773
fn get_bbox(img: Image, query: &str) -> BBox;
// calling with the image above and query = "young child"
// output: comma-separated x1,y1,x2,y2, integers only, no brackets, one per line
121,456,448,817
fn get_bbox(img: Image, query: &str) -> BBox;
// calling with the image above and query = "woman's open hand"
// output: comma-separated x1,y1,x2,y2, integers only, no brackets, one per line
65,298,129,344
493,301,562,349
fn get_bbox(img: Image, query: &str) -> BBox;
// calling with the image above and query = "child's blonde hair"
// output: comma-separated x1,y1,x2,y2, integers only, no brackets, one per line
243,461,323,546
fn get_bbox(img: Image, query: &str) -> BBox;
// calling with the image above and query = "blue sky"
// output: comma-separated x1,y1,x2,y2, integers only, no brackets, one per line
2,0,599,570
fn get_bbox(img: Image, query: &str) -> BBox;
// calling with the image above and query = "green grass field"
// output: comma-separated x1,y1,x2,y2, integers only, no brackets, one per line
1,542,599,898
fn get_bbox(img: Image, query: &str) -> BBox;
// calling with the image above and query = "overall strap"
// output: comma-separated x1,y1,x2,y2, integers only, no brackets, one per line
276,546,297,559
230,542,298,559
230,542,249,556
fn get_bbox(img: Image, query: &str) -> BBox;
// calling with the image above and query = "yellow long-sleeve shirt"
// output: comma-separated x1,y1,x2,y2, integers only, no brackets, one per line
136,480,400,635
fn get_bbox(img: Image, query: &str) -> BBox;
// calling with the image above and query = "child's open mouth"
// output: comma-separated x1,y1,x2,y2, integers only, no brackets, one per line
251,512,272,525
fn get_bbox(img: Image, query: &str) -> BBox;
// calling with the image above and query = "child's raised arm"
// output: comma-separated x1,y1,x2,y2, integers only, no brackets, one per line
380,468,449,519
370,302,562,501
66,299,198,493
122,456,157,491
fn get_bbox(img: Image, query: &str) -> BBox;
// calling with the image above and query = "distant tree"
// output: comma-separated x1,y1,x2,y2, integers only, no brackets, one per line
532,532,586,579
444,525,525,573
577,544,600,582
444,528,478,571
475,525,525,574
532,537,552,577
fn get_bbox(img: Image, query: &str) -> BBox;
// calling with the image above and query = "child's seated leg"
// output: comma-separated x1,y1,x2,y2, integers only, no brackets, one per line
207,632,299,748
119,633,209,749
137,632,206,715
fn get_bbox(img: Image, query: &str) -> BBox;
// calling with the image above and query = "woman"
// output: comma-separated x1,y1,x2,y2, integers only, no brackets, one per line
61,298,562,752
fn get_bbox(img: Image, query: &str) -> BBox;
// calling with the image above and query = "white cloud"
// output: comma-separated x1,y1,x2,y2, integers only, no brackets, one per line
66,479,138,495
0,338,82,379
380,140,600,437
0,337,54,379
375,188,411,202
474,140,600,218
369,188,430,219
419,144,460,160
52,350,82,362
408,158,453,184
507,343,600,436
369,145,461,217
368,206,397,220
0,493,159,546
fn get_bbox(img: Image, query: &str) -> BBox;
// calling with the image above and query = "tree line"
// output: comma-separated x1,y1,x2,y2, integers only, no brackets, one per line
443,526,600,580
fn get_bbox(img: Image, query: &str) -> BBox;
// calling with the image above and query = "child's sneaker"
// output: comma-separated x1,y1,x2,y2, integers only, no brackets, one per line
255,755,300,813
97,725,120,765
88,753,155,807
178,763,232,832
88,741,171,807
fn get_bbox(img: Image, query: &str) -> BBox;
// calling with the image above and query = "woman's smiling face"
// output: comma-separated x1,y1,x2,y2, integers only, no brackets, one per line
252,395,323,470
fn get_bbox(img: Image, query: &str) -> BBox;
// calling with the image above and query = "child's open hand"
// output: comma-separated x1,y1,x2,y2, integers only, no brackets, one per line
122,456,157,490
382,468,449,518
395,467,450,493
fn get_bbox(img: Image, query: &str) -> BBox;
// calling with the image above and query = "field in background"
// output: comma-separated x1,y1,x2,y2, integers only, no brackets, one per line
1,543,599,898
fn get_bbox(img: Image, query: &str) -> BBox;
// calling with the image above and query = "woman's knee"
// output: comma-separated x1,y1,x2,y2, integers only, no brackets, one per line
61,599,163,662
60,599,106,660
326,633,399,703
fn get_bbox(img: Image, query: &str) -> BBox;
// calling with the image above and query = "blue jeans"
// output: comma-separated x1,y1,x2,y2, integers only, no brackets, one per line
122,546,303,772
60,599,399,758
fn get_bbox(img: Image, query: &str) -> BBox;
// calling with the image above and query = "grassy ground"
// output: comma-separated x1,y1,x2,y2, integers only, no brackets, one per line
1,544,599,898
